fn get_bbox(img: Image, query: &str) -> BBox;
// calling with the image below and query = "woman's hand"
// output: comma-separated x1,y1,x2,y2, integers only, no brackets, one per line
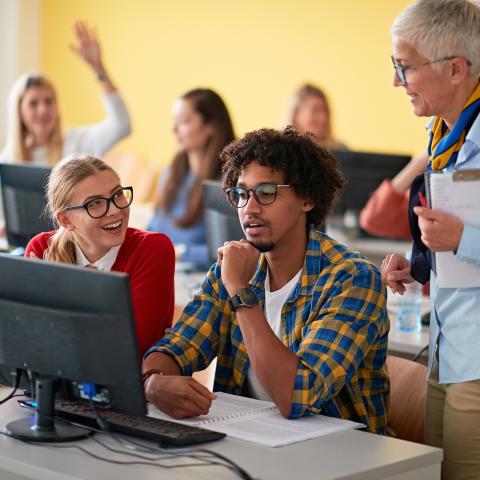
70,20,104,75
381,253,413,294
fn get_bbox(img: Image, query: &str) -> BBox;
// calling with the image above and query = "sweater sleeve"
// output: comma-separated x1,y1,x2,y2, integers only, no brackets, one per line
24,232,52,259
63,91,132,157
127,233,175,356
359,179,411,239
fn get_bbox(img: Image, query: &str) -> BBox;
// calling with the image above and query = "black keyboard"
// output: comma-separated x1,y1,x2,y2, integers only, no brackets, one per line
54,400,226,447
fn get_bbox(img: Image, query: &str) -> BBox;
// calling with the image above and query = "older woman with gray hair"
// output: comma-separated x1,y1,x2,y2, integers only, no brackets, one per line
382,1,480,478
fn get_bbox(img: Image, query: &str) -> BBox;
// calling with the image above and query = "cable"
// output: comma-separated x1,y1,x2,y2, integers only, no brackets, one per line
412,344,429,363
0,369,21,405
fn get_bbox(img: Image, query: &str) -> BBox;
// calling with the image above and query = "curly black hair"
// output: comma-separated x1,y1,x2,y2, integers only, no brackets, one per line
221,127,345,226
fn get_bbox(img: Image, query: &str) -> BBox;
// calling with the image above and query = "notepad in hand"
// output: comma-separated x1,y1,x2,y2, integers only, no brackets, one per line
147,392,364,447
428,171,480,288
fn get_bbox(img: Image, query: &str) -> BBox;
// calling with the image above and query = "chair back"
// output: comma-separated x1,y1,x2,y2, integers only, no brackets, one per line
387,355,427,443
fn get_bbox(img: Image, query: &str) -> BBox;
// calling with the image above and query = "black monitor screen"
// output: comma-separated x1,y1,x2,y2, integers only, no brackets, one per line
0,254,146,440
0,163,55,248
331,150,411,213
203,180,245,264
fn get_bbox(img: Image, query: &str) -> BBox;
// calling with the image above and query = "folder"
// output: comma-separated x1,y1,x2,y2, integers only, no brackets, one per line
424,169,480,288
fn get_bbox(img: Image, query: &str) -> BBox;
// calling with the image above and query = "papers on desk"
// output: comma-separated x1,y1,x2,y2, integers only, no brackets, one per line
427,170,480,288
147,392,364,447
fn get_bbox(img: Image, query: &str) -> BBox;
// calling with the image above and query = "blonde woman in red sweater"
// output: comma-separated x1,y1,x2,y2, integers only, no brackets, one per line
25,154,175,356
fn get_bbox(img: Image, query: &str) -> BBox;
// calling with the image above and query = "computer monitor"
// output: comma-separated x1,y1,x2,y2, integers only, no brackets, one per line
331,150,411,213
0,254,145,442
0,163,55,248
203,180,245,264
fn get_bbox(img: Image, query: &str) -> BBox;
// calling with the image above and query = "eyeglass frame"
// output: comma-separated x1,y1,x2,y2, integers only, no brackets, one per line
225,183,292,209
62,186,134,219
391,55,471,86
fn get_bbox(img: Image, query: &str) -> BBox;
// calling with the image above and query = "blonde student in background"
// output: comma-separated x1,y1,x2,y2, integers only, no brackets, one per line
0,20,131,165
282,83,347,150
382,1,480,478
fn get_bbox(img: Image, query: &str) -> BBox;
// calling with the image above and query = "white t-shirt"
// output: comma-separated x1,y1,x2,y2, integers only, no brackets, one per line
246,268,302,401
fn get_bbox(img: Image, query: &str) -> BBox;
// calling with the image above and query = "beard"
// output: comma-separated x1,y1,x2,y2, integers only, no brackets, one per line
249,240,274,253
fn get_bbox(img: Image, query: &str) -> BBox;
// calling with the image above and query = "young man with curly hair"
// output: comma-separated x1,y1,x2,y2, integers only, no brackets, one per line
143,128,390,434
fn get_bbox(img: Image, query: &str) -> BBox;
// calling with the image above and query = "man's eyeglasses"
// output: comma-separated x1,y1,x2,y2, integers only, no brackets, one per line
225,183,291,208
62,187,133,219
391,55,471,86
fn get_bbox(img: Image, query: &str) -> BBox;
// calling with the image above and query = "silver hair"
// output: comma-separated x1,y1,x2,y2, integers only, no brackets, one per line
392,0,480,76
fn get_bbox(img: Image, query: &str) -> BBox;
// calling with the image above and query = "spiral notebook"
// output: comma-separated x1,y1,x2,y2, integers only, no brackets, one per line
147,392,364,447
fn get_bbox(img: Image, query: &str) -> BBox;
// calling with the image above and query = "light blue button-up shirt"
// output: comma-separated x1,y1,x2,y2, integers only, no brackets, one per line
426,114,480,383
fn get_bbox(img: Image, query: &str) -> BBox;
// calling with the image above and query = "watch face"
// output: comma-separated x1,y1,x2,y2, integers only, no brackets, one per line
238,287,257,305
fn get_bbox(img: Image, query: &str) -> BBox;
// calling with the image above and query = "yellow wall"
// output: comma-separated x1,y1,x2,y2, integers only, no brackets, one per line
42,0,427,168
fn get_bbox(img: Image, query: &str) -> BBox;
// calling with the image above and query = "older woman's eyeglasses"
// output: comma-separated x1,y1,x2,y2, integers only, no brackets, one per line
391,55,471,86
225,183,291,208
62,187,133,219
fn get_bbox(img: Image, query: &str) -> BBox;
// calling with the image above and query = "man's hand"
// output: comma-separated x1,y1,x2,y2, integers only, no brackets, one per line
413,206,464,252
217,239,259,296
381,253,413,294
145,375,216,419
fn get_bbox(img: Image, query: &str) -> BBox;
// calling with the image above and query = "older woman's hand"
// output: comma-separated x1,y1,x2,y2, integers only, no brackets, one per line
413,206,464,252
381,253,413,294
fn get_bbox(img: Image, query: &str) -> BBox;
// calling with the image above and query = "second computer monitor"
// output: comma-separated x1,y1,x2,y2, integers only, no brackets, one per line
331,150,411,213
203,180,245,264
0,163,55,248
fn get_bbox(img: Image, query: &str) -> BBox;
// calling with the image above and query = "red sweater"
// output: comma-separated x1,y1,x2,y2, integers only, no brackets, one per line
25,228,175,357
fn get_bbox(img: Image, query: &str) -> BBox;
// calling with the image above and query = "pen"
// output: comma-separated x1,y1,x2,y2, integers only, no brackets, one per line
418,192,428,208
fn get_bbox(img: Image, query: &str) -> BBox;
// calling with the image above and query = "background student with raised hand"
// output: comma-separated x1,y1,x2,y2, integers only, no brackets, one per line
143,128,390,434
25,155,174,357
0,20,131,166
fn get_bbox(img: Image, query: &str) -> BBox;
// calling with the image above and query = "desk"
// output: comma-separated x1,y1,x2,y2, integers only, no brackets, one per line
0,396,442,479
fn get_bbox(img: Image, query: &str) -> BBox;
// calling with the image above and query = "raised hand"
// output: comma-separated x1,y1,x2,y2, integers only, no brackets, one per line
70,20,103,74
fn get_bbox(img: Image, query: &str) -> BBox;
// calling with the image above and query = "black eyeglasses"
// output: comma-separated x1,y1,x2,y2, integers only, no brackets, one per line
391,55,471,86
225,183,291,208
62,187,133,219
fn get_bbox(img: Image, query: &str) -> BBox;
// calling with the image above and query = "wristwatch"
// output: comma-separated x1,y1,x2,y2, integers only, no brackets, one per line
230,286,259,311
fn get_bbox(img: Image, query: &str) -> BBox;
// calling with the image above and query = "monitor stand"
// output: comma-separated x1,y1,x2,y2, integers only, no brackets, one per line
5,377,91,442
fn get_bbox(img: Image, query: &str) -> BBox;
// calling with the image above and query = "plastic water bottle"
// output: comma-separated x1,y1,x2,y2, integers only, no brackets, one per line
397,253,422,332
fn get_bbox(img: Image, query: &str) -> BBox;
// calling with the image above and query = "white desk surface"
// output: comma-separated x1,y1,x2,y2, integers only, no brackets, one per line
0,397,441,480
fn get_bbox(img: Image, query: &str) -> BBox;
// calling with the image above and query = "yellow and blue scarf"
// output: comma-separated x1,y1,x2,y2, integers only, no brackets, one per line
428,82,480,171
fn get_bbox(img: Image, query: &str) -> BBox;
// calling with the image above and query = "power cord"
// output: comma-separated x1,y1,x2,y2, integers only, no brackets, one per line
0,369,21,405
412,344,429,363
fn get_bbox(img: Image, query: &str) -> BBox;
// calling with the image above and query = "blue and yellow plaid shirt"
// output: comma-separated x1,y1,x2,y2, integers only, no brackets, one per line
147,226,390,434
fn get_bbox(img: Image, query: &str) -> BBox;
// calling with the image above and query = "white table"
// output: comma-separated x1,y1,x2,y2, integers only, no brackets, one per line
0,396,442,480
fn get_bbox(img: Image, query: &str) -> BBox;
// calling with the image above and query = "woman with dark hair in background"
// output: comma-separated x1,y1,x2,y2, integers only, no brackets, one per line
148,88,235,267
